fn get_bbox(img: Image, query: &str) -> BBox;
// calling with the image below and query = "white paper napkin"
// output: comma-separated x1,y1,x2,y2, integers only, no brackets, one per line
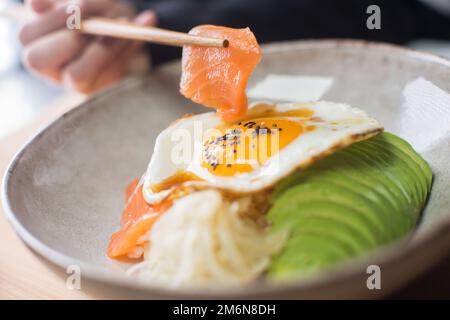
397,78,450,153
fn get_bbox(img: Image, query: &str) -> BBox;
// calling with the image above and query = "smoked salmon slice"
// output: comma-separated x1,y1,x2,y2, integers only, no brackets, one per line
107,180,172,259
180,25,262,122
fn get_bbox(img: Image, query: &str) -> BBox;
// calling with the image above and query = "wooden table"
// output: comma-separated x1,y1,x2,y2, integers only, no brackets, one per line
1,94,449,299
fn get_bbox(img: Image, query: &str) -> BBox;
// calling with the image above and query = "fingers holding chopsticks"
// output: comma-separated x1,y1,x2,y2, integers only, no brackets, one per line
22,29,88,82
19,0,155,94
63,10,155,94
88,11,156,93
60,2,135,92
20,0,111,45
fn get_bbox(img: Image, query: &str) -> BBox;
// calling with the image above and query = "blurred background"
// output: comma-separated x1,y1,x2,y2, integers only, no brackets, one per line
0,0,64,139
0,0,449,139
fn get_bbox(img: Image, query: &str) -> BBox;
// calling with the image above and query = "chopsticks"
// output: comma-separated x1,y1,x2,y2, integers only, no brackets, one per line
81,18,229,48
0,4,229,48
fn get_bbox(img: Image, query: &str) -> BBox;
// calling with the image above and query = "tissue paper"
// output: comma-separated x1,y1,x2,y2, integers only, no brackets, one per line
398,78,450,153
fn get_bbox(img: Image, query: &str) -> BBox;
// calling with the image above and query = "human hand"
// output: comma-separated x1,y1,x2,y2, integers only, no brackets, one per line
20,0,156,94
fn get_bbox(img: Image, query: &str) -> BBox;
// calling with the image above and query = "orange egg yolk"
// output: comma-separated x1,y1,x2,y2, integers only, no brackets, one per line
202,118,305,176
201,106,315,176
151,171,203,193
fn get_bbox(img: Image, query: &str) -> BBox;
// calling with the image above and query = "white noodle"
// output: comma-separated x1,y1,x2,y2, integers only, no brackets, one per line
127,189,286,287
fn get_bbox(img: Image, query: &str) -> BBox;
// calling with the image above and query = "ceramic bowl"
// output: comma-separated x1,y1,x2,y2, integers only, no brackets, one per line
3,40,450,298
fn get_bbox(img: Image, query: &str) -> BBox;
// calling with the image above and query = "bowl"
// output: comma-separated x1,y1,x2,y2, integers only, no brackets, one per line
3,40,450,299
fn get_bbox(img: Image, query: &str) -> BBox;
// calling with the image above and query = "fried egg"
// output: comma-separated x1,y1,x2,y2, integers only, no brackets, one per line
143,101,383,204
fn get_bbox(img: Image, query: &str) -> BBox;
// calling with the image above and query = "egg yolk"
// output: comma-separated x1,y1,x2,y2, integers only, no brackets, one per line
202,117,310,176
151,171,203,193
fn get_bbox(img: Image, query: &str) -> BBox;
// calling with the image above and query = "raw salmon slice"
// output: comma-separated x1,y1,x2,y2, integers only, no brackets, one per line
107,180,172,259
180,25,262,122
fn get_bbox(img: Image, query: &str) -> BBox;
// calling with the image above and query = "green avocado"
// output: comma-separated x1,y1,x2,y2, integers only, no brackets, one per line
267,132,432,280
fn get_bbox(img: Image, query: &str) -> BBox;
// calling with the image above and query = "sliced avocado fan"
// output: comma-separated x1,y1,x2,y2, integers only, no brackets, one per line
267,132,432,279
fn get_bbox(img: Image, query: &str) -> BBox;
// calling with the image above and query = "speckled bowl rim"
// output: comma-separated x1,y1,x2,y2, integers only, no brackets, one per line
3,39,450,299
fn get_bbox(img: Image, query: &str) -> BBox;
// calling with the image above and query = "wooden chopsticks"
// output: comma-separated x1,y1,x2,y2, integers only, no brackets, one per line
81,18,229,48
0,4,229,48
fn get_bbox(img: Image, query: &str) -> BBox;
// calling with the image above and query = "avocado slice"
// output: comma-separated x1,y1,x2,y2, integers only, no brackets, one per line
270,183,386,244
267,132,432,279
269,233,353,279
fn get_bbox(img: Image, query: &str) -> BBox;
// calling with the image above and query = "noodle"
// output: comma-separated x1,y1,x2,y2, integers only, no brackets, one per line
127,189,286,287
